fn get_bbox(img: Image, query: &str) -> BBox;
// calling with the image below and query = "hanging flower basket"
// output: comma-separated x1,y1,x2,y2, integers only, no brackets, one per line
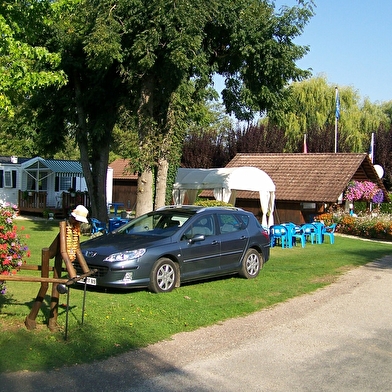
344,181,384,203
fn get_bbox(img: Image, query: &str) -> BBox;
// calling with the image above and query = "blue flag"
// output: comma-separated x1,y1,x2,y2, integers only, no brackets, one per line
335,88,340,119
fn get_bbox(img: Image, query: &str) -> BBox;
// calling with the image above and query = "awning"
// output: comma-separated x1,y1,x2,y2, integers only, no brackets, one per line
21,157,84,177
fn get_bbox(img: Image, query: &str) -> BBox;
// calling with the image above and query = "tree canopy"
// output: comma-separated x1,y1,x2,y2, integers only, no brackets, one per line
0,1,66,118
4,0,315,220
267,75,391,153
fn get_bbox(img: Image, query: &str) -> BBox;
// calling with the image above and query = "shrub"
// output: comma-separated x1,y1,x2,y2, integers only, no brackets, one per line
314,213,334,226
380,193,392,214
194,199,233,207
332,212,392,240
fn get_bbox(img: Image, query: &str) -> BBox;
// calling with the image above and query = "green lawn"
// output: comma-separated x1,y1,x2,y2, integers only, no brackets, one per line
1,217,391,373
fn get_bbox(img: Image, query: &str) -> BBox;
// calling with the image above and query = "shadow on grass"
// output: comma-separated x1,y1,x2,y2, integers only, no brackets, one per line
337,242,392,270
1,327,214,392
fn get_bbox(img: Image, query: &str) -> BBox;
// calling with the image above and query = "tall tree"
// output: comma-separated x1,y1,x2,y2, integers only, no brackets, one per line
22,0,314,219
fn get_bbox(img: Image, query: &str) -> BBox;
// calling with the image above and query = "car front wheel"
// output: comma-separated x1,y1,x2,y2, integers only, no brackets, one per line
239,249,262,279
148,258,177,293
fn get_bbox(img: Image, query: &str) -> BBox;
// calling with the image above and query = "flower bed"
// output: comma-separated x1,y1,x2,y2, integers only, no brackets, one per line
316,210,392,241
314,187,392,241
0,203,30,294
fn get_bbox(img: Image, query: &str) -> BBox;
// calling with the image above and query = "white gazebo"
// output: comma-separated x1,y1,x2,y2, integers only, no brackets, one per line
173,167,276,227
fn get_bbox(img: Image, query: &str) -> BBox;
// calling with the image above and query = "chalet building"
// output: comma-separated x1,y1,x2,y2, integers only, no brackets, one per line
226,153,388,224
200,153,389,225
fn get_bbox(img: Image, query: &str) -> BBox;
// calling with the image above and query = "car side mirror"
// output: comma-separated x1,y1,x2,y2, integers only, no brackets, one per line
189,234,205,244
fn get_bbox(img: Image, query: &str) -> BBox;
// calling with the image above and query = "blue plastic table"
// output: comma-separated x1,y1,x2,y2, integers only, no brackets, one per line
109,202,124,216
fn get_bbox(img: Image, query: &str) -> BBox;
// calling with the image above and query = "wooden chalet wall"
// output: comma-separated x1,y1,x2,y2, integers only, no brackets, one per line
112,178,137,211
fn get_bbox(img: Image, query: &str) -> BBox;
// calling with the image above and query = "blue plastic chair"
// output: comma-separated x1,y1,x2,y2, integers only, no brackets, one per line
270,225,289,248
90,218,107,234
288,224,306,248
281,222,304,248
301,223,317,244
321,223,336,244
312,221,325,244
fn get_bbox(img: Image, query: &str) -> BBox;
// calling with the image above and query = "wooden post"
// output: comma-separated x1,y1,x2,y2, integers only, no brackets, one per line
48,253,63,331
24,248,50,330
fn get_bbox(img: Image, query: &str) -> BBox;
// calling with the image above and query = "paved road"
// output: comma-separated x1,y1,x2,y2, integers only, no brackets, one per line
2,256,392,392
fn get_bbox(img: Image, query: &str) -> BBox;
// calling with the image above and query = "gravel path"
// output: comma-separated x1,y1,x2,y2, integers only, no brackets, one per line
2,255,392,392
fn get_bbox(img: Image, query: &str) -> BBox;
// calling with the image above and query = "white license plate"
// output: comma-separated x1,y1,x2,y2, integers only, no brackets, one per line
78,276,97,286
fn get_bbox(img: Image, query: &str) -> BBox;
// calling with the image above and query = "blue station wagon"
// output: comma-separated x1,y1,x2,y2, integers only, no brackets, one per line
79,206,270,293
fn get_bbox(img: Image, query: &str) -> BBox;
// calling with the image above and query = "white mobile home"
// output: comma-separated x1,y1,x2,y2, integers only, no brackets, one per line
0,156,112,217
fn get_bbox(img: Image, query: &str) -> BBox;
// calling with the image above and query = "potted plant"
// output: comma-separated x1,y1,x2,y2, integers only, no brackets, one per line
68,187,76,197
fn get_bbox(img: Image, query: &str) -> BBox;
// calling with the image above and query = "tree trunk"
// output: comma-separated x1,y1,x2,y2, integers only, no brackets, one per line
155,157,169,209
78,136,110,223
135,77,156,217
135,169,153,217
74,71,111,223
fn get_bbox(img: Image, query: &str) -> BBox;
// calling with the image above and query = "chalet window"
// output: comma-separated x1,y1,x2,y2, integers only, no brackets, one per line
26,170,48,191
59,177,73,191
0,170,16,188
38,172,48,191
26,175,35,190
301,202,316,210
4,171,12,187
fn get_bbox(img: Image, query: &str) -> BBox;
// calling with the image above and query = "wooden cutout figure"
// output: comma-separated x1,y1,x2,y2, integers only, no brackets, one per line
47,205,91,330
25,205,93,331
60,205,91,279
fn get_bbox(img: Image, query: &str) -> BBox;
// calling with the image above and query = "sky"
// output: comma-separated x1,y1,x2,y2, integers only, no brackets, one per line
291,0,392,103
215,1,392,103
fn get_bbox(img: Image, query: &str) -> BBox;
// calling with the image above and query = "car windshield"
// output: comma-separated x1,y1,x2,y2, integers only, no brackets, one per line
116,210,193,237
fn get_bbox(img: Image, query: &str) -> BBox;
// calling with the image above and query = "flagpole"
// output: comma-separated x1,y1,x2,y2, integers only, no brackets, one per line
369,132,375,163
369,132,375,212
334,87,339,153
303,133,308,153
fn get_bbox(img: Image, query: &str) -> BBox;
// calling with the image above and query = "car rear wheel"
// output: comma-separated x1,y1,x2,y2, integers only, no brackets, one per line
148,258,177,293
239,249,262,279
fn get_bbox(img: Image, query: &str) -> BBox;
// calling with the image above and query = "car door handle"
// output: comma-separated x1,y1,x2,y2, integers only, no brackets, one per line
211,240,219,245
240,236,247,240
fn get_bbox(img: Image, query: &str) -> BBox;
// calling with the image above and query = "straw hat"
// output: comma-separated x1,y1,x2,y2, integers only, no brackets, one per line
71,205,89,223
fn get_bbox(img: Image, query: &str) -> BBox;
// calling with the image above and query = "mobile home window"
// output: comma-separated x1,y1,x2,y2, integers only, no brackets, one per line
60,177,72,191
4,171,12,187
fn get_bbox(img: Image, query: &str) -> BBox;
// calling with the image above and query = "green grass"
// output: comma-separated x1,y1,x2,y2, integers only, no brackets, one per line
1,217,391,373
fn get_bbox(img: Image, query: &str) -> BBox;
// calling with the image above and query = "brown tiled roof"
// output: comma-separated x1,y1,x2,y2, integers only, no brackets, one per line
109,159,138,180
223,153,387,202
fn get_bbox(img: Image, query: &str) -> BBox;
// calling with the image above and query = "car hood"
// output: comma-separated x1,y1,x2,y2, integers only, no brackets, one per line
80,233,173,256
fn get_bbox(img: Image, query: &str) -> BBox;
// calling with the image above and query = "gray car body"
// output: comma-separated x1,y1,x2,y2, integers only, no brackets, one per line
79,206,270,290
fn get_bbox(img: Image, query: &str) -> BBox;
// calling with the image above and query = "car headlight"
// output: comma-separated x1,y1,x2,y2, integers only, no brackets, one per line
104,249,146,262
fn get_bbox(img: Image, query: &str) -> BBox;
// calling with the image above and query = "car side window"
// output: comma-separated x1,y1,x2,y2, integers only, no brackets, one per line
182,215,215,240
238,214,250,228
217,213,243,234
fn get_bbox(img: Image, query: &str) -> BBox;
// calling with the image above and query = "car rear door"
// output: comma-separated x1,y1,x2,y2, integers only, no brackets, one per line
216,212,249,272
